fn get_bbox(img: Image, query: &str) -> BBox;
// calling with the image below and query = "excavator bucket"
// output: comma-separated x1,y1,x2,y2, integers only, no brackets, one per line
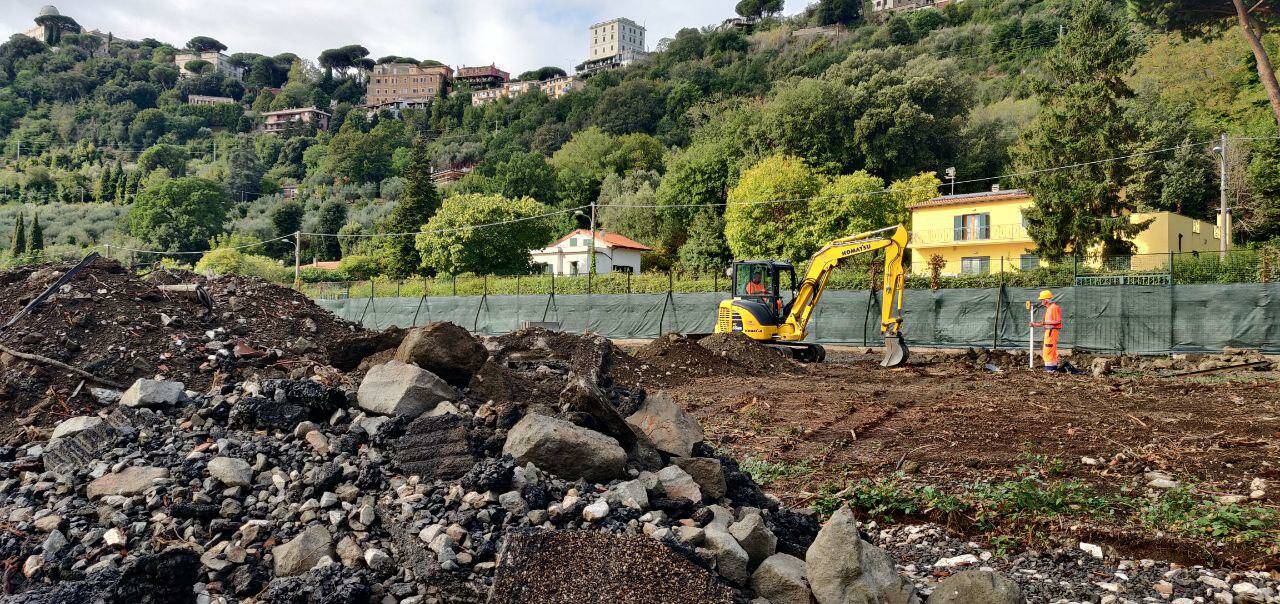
881,334,909,368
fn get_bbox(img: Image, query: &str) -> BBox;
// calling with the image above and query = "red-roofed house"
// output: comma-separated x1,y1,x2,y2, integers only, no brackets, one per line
531,229,651,275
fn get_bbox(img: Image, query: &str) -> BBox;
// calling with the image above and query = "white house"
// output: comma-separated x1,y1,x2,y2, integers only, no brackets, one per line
531,229,651,276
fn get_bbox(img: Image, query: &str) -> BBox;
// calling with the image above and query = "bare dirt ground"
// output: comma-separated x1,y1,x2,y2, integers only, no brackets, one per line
626,343,1280,569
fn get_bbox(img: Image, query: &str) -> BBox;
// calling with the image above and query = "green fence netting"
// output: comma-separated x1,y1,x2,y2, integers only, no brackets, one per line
316,283,1280,354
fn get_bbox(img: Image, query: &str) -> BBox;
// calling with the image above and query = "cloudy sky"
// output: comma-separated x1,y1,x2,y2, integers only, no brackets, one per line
1,0,802,74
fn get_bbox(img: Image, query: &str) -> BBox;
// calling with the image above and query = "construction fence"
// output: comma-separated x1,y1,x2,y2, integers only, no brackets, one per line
315,282,1280,355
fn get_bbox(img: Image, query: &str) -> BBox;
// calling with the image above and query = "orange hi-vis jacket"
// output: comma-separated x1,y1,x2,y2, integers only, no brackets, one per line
1042,302,1063,367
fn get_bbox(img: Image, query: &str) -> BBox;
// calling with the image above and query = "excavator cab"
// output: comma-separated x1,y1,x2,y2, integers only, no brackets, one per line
720,261,826,362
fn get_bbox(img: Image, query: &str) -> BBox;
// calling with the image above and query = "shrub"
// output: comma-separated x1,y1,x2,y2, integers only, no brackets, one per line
194,247,290,282
338,254,382,280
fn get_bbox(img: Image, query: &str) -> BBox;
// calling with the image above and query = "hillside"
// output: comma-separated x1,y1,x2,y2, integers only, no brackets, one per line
1,0,1278,279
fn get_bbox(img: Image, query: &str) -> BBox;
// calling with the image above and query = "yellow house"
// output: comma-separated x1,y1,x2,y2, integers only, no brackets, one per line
908,189,1223,275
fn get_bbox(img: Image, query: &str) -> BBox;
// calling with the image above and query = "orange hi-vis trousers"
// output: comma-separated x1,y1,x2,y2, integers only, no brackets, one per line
1042,302,1063,369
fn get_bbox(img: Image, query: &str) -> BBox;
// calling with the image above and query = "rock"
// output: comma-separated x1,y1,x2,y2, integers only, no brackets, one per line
364,548,392,572
657,465,703,503
393,413,477,481
1090,357,1114,377
89,387,122,404
119,378,185,408
49,416,106,441
357,360,458,418
33,515,63,532
607,479,650,510
41,530,67,559
675,457,727,500
273,525,333,577
625,391,705,457
705,525,751,585
730,512,777,569
305,431,330,455
1078,542,1104,559
103,527,126,547
87,466,170,499
394,322,489,388
502,414,626,482
752,553,812,604
207,457,252,487
582,499,610,522
805,506,919,604
926,570,1025,604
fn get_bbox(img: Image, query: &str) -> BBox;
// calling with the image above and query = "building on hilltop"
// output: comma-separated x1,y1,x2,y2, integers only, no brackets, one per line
365,63,454,110
260,107,331,134
470,76,585,107
188,94,237,106
22,5,124,48
456,65,510,91
907,188,1225,276
578,17,648,75
175,51,244,80
871,0,958,12
532,229,651,276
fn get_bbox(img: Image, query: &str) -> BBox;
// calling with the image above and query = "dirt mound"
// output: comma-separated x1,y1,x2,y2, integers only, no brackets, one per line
698,332,803,374
634,333,737,379
490,326,647,390
0,258,368,443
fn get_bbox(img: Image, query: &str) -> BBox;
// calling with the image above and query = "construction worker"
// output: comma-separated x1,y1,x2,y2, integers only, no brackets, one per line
1031,290,1063,372
746,271,768,296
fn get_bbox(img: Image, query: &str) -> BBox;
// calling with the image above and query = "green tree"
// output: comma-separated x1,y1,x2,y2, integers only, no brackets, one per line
186,36,227,53
137,144,189,177
27,213,43,253
1129,0,1280,128
10,212,25,256
550,127,619,209
1015,0,1146,261
129,108,169,145
382,140,442,277
817,0,861,26
225,139,263,201
314,199,347,260
593,80,663,135
184,59,213,75
269,200,303,258
127,177,232,253
806,171,889,252
598,171,663,248
415,194,568,275
491,152,558,205
724,155,825,263
678,209,732,272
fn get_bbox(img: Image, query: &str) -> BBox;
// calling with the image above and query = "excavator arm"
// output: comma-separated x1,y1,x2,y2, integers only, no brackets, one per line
777,224,910,367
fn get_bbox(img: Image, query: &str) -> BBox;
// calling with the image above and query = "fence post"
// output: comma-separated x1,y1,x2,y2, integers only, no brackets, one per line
993,257,1004,351
1168,251,1176,355
627,271,632,294
452,274,457,297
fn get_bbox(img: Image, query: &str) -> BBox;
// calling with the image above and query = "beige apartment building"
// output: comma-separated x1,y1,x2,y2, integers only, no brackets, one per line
470,76,585,107
366,63,454,108
589,18,645,61
260,107,331,134
175,51,244,80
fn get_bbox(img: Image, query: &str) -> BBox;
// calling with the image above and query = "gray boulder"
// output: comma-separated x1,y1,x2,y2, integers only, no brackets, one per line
119,379,185,408
705,525,751,585
657,465,703,503
357,360,458,418
806,506,919,604
926,570,1024,604
394,322,489,388
273,525,333,577
752,553,813,604
49,416,105,441
730,512,777,569
675,457,727,500
207,457,253,487
625,391,704,457
86,466,170,499
502,414,626,482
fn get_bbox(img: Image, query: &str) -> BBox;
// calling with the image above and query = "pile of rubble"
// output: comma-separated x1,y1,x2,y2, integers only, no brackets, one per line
0,258,372,444
0,289,1026,603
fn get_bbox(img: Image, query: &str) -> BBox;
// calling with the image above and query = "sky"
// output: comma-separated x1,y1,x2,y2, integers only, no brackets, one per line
1,0,803,74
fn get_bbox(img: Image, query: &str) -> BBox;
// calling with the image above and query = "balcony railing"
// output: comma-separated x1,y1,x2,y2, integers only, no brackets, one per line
911,223,1030,247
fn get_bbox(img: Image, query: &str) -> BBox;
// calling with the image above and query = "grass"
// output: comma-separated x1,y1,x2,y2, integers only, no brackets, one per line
812,459,1280,555
740,458,815,487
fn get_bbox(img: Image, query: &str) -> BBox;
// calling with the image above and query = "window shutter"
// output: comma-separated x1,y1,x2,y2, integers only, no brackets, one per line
953,215,964,241
979,214,990,239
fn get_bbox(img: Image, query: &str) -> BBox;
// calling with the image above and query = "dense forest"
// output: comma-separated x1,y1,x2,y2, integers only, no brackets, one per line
1,0,1279,280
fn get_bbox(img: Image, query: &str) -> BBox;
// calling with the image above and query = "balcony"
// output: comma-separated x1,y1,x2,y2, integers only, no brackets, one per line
911,223,1030,248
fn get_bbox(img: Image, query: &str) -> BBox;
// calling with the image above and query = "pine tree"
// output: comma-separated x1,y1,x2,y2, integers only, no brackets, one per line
96,162,114,203
1013,0,1144,262
11,213,26,256
382,139,441,278
28,213,43,253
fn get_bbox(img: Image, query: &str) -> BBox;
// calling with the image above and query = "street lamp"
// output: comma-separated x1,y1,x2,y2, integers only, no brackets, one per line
1213,135,1229,259
944,167,956,195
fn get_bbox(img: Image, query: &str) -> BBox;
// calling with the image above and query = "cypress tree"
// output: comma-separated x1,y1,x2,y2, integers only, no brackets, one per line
28,213,44,253
11,213,26,256
381,139,441,278
96,162,113,203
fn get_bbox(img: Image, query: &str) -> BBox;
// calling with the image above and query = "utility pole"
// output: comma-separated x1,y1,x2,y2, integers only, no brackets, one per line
293,231,302,287
945,167,956,196
588,202,597,277
1216,133,1230,260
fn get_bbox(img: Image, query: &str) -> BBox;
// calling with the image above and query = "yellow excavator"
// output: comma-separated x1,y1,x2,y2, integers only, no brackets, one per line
713,224,910,366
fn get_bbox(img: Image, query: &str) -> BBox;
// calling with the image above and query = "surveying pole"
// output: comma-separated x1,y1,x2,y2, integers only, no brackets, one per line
293,231,302,287
1026,300,1036,369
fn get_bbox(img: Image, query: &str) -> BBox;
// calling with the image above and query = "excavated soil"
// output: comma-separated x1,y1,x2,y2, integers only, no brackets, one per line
698,332,803,374
662,353,1280,568
632,333,802,383
0,258,368,444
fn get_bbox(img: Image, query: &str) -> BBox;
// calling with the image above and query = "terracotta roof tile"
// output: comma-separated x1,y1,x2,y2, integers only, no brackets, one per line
908,189,1031,210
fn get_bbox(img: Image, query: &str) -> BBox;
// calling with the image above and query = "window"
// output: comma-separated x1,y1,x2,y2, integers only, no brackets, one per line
961,257,991,275
569,237,578,246
953,213,991,241
1019,255,1040,270
569,261,580,275
736,265,774,297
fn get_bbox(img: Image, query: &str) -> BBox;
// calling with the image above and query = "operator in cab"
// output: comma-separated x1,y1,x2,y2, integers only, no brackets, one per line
1030,290,1063,372
746,270,768,296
